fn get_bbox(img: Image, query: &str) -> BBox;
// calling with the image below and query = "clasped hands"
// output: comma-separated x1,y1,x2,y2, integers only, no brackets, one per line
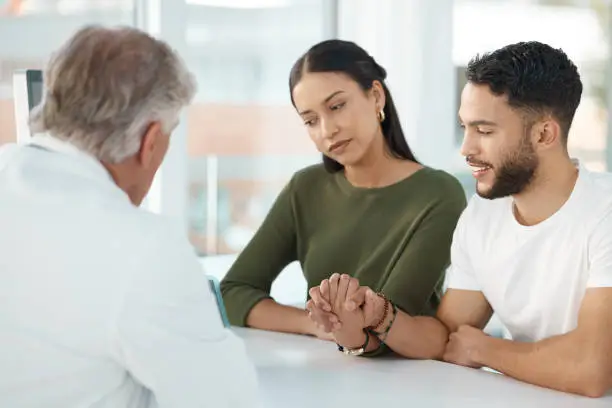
305,273,385,348
306,273,489,367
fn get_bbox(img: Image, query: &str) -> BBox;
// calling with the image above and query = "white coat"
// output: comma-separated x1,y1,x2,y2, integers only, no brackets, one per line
0,135,261,408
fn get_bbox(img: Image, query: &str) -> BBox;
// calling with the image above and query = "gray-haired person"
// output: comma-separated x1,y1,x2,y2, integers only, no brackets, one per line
0,25,261,408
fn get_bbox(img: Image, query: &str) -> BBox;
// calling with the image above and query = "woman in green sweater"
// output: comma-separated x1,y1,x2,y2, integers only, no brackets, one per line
221,39,466,355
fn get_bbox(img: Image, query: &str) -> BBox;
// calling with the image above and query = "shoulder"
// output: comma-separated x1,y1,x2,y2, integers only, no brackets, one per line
579,168,612,235
116,211,201,288
111,207,193,256
291,163,330,186
137,211,189,244
406,168,468,216
417,167,467,201
283,163,335,199
582,168,612,211
0,143,20,165
556,166,612,237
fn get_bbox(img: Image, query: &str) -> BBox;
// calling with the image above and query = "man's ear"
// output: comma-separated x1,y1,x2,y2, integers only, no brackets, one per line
533,118,562,150
138,121,162,168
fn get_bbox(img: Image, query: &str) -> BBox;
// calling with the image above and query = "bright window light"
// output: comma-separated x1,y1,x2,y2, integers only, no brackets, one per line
187,0,289,8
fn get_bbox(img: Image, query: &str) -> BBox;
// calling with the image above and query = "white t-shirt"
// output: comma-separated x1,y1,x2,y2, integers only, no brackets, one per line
446,162,612,342
0,136,262,408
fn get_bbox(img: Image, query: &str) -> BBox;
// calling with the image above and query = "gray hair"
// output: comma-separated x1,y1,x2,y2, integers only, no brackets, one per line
29,25,196,163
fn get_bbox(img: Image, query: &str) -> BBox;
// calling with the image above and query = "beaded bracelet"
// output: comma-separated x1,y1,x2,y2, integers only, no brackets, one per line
377,302,398,343
368,292,390,332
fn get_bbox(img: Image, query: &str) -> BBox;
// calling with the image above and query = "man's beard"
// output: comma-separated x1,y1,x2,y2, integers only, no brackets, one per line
475,134,539,200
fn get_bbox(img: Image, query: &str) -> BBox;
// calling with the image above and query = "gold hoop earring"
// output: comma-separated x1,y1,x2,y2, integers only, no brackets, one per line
378,109,386,123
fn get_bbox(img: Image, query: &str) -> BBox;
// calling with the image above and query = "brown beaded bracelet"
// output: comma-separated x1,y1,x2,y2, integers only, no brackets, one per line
378,302,398,343
368,292,390,333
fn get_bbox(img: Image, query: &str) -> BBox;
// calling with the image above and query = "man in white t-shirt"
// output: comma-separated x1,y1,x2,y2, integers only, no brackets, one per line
0,26,260,407
308,40,612,398
437,41,612,397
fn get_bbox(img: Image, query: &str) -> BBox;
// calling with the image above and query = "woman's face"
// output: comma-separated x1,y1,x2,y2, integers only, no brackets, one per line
292,72,385,166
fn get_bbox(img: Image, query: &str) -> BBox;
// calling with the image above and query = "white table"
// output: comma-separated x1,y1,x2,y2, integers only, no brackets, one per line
233,327,612,408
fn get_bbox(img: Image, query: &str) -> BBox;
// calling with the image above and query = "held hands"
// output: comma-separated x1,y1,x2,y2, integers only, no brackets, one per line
306,273,386,346
307,275,490,362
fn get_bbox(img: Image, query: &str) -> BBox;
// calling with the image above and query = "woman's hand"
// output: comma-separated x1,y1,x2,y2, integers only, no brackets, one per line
328,274,365,328
307,273,388,347
319,274,368,348
305,274,364,346
324,274,389,348
307,321,336,341
305,283,341,338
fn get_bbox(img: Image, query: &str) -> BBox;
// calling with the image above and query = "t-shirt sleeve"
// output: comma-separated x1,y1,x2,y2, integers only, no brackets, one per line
587,210,612,288
445,200,481,291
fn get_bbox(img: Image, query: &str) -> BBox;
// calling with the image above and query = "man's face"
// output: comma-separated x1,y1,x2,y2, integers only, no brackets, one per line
458,83,539,199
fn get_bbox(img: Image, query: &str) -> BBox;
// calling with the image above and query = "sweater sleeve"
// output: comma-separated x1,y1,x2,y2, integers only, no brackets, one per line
380,189,467,317
220,176,298,326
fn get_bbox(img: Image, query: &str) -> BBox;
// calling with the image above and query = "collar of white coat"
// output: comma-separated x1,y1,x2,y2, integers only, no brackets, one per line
28,134,114,183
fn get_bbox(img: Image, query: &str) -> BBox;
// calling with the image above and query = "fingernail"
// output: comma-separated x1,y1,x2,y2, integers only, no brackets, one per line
345,301,355,310
324,305,331,312
329,316,338,323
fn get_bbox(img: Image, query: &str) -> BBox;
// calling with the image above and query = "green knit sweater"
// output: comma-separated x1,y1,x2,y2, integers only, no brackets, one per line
221,164,467,326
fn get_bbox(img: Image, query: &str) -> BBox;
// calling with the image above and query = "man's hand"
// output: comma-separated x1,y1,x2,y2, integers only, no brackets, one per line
443,325,488,368
345,286,387,329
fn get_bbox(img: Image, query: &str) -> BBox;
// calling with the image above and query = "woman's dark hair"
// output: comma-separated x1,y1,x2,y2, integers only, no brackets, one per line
289,39,418,173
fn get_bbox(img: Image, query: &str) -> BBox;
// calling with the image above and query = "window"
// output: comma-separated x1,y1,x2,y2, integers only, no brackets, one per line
0,1,335,254
0,0,134,146
185,0,337,255
0,0,132,16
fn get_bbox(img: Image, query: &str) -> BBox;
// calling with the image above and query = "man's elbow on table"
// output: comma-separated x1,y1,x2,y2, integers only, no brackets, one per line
574,361,612,398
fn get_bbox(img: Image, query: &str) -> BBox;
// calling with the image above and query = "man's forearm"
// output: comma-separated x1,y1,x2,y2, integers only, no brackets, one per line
246,298,315,336
474,333,610,397
384,312,449,359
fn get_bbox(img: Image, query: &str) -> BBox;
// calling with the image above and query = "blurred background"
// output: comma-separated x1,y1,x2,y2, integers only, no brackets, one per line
1,0,610,260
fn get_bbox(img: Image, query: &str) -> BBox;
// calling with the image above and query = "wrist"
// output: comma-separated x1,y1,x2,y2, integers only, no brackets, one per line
472,333,493,366
334,326,366,348
370,295,390,331
336,330,381,355
300,309,318,336
343,330,368,349
378,306,394,332
371,300,395,336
